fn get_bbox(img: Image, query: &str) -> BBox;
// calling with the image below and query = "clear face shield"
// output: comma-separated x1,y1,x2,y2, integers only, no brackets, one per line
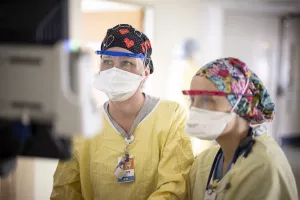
93,50,147,102
182,91,222,111
95,50,146,74
182,90,254,140
182,74,251,112
182,89,253,112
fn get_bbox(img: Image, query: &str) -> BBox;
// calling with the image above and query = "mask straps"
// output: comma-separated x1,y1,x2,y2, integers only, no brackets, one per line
231,77,250,112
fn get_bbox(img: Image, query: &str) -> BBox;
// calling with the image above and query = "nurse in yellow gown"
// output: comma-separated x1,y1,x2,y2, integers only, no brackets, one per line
50,24,194,200
183,57,298,200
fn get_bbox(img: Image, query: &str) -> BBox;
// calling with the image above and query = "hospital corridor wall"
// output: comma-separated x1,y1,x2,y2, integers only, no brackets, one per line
277,15,300,198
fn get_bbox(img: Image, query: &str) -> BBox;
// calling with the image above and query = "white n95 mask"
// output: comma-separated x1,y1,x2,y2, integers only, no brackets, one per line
185,107,235,140
93,67,144,102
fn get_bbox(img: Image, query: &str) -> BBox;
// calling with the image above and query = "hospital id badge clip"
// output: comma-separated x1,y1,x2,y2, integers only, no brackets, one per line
204,188,217,200
116,154,135,183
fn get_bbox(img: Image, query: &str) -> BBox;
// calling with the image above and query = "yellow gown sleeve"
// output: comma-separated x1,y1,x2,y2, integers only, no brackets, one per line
186,157,198,200
148,105,194,200
50,138,84,200
227,157,298,200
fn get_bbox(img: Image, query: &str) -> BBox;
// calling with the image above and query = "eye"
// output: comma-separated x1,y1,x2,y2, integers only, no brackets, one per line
190,96,194,103
121,61,134,67
201,96,209,104
197,96,213,109
189,96,194,108
103,60,113,66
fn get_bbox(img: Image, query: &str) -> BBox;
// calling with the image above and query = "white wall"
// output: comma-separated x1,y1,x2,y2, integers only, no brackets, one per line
142,7,156,95
82,0,140,12
277,18,300,138
222,10,281,136
69,0,83,42
34,159,58,200
150,2,224,98
223,11,280,90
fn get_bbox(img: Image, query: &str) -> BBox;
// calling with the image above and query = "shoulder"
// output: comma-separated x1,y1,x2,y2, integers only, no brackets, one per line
145,93,187,114
250,133,288,168
236,133,292,179
193,146,219,170
72,136,93,159
190,146,219,179
189,146,219,187
152,99,189,142
225,134,298,200
156,99,187,116
145,95,188,124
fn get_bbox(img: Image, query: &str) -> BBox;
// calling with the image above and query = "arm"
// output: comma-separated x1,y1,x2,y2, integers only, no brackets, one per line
50,138,84,200
148,105,194,200
186,159,198,200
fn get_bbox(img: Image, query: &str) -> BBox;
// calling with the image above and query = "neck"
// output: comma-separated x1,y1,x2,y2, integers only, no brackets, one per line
108,91,145,119
216,127,249,166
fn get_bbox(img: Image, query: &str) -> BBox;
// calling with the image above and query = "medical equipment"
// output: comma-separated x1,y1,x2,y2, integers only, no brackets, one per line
0,42,103,177
0,0,103,178
0,42,102,138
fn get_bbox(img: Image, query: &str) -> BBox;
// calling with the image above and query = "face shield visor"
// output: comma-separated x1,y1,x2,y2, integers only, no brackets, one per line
182,78,267,140
182,90,253,112
95,50,146,74
182,73,251,111
93,50,147,102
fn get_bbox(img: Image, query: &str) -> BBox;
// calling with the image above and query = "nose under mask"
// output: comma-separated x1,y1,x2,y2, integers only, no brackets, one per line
93,67,144,102
185,107,235,140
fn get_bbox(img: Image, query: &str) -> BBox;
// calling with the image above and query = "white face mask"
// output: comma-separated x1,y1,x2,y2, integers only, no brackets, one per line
185,76,250,140
185,107,235,140
93,67,144,102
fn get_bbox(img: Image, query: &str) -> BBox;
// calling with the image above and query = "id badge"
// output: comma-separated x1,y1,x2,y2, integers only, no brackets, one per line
204,189,217,200
117,155,135,183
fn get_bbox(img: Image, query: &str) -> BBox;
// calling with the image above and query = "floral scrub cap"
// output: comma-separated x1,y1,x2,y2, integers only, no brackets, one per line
195,57,275,124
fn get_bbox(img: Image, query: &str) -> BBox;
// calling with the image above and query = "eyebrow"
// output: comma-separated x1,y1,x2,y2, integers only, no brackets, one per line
102,55,113,58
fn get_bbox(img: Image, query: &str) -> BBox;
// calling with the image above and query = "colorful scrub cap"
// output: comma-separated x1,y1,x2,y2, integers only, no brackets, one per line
196,57,275,124
101,24,154,73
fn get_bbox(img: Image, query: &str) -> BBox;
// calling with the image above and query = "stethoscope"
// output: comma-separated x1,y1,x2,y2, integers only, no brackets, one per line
205,128,256,193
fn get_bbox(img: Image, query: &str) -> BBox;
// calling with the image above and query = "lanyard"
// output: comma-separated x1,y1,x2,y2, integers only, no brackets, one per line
206,129,256,190
114,132,135,179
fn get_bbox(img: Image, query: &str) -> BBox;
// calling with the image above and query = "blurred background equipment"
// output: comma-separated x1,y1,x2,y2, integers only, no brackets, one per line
0,0,102,178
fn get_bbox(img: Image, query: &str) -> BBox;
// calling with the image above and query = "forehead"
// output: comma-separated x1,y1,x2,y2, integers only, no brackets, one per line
102,47,138,61
106,47,133,53
190,76,220,91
